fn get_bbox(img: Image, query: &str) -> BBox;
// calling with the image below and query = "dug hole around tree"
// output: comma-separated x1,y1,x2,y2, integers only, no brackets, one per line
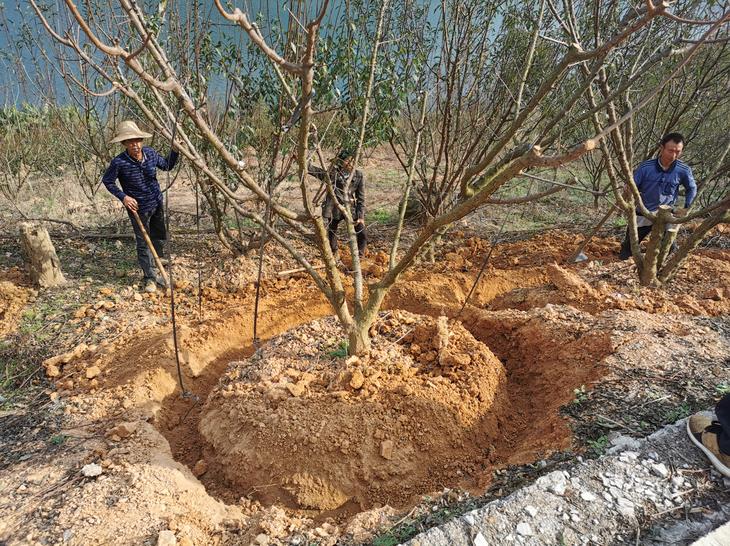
144,272,612,524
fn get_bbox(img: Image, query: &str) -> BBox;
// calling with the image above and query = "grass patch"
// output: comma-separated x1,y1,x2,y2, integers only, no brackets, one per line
48,434,67,446
0,288,77,403
663,402,692,423
572,385,588,404
326,340,349,359
715,383,730,396
223,214,257,230
367,208,396,225
372,524,419,546
587,434,609,456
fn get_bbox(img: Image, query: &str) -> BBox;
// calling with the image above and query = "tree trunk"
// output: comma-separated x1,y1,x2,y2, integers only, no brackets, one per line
639,206,672,286
658,207,729,284
19,222,66,288
348,323,372,355
656,229,676,270
347,287,388,356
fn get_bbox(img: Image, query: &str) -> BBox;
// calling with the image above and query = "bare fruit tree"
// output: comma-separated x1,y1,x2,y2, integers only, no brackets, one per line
580,11,730,286
32,0,730,353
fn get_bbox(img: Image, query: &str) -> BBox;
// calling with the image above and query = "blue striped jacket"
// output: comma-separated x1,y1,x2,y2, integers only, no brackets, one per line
633,158,697,213
102,147,179,213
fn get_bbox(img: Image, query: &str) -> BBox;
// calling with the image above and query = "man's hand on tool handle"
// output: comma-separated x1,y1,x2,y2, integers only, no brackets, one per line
123,196,139,212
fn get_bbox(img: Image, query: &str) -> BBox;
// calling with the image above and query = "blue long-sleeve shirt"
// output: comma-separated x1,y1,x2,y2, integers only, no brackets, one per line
633,158,697,213
102,147,179,213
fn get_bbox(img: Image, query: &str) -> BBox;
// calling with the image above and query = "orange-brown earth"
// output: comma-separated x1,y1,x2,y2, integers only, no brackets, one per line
0,267,33,339
2,230,730,545
200,312,509,514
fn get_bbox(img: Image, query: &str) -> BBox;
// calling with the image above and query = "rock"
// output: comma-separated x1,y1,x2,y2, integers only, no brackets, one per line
85,366,101,379
81,463,103,478
516,522,533,536
536,470,568,496
616,497,635,517
473,532,488,546
64,343,88,363
435,316,449,351
178,538,193,546
440,351,471,367
106,422,138,439
43,354,63,368
286,382,305,397
349,370,365,390
193,459,208,477
46,365,60,378
546,264,596,296
380,439,394,460
581,491,598,502
651,463,669,478
254,533,269,545
345,355,360,366
607,434,642,454
524,505,538,517
157,530,177,546
702,287,723,301
133,293,143,302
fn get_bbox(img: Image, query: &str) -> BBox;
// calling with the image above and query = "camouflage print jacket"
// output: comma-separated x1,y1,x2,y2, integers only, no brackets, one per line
308,165,365,221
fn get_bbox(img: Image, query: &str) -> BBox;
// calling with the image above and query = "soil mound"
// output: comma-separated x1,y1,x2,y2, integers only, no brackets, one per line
199,311,509,512
0,268,32,339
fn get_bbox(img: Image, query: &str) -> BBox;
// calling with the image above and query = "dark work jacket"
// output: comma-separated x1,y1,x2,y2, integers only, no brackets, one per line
308,165,365,221
102,147,179,213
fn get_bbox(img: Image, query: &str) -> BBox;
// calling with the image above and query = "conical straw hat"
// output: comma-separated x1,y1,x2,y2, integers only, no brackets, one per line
109,120,152,144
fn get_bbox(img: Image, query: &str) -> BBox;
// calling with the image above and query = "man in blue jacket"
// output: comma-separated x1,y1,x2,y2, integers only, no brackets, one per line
618,132,697,260
102,120,179,292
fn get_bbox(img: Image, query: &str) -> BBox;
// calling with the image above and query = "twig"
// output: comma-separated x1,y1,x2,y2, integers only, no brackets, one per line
276,264,325,278
595,413,638,434
390,505,418,529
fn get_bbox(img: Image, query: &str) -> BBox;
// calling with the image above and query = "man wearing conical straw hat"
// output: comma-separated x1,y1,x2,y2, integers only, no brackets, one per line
102,120,179,293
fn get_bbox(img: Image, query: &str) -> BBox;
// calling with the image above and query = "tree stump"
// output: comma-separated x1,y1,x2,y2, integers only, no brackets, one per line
19,223,66,288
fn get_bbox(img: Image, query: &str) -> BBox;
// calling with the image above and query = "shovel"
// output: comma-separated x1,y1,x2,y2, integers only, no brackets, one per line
568,204,618,263
130,209,170,286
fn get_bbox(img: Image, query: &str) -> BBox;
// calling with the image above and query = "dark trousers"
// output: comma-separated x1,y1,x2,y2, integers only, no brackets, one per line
128,203,166,280
619,225,677,260
717,393,730,456
326,216,367,257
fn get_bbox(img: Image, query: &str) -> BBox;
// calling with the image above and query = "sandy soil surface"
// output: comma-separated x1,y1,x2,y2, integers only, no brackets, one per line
1,229,729,545
0,267,33,339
